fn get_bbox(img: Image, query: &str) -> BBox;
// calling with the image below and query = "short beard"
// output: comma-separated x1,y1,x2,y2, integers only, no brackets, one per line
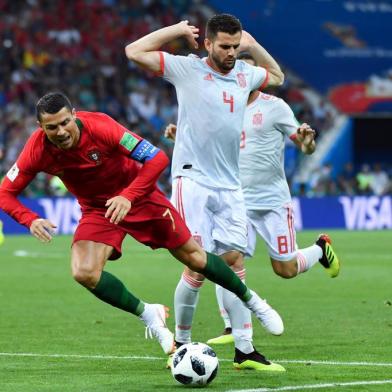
211,52,236,72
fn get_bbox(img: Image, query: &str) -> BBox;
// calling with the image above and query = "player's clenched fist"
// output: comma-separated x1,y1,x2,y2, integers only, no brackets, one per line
297,123,316,154
105,195,132,225
164,123,177,141
178,20,199,49
30,218,57,243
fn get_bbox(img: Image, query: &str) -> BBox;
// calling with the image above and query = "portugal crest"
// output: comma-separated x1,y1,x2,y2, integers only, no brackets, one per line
87,149,102,165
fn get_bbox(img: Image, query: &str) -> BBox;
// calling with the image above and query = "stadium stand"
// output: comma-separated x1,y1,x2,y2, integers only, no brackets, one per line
0,0,391,199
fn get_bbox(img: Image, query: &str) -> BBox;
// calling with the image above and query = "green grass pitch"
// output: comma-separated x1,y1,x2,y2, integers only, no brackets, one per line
0,230,391,391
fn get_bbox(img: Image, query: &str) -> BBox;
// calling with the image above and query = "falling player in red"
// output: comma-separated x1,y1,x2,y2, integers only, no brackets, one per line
0,92,275,355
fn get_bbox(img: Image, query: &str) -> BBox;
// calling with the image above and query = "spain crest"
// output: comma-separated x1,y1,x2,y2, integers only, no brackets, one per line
253,112,263,126
237,73,246,88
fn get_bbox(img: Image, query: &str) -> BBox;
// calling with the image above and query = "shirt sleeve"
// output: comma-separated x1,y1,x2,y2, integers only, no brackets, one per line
0,134,42,227
119,150,169,202
161,52,193,85
273,99,299,139
248,63,268,91
84,112,168,202
87,112,161,163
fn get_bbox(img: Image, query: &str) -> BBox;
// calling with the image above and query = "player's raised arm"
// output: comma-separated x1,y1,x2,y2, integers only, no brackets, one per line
0,164,57,242
294,123,316,154
125,21,199,73
239,31,284,87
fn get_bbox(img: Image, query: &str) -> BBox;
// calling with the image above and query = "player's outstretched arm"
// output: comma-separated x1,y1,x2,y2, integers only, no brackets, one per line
30,218,57,243
239,31,284,87
125,21,199,73
294,123,316,154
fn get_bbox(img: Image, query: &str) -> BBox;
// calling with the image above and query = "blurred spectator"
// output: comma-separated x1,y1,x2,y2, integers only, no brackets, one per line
337,162,357,195
0,0,343,199
356,164,373,195
370,163,390,196
309,163,337,196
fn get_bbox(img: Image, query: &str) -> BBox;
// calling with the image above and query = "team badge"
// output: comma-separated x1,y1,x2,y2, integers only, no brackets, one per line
6,163,19,182
253,112,263,126
87,149,102,165
237,73,246,88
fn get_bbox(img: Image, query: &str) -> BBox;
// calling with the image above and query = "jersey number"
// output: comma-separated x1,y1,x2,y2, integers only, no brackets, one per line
223,91,234,113
277,236,288,254
163,208,176,231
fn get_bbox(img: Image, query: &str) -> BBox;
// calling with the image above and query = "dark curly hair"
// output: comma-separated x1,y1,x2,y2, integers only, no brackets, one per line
206,14,242,40
36,92,72,121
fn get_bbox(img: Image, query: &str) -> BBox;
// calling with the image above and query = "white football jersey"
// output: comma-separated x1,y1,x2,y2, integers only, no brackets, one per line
239,92,299,209
162,53,267,190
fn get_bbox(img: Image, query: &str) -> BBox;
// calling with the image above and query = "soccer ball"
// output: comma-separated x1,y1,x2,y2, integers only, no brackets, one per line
171,342,219,387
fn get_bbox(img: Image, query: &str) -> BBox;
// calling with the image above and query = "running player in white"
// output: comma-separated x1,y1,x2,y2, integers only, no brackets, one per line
166,52,340,345
125,14,285,371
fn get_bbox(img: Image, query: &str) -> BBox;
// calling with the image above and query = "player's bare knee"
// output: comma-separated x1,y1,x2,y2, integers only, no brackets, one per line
222,250,244,271
271,258,297,279
71,263,100,288
186,249,207,272
170,237,207,272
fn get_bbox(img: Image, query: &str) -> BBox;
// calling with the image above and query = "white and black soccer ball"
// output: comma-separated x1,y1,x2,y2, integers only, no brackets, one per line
171,342,219,387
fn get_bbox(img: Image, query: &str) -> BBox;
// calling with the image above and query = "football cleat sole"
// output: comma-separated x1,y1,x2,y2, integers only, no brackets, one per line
233,359,286,372
207,333,235,345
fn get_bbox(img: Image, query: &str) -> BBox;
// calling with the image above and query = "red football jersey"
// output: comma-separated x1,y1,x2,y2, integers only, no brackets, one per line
0,111,169,227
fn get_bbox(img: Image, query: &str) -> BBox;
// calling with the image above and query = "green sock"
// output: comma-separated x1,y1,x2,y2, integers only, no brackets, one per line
202,252,252,302
89,271,145,316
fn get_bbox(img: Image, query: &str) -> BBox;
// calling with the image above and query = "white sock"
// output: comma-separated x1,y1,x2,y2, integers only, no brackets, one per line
215,285,232,329
297,244,323,274
174,273,203,344
222,269,253,354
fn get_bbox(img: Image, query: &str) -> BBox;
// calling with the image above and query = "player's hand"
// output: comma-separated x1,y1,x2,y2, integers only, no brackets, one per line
164,123,177,141
238,30,257,52
178,20,199,49
297,123,315,146
30,218,57,243
105,196,132,225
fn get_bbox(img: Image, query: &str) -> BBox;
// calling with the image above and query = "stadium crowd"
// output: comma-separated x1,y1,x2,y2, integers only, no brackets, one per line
0,0,390,198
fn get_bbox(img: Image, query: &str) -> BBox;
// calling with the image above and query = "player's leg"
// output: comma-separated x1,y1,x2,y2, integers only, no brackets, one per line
171,240,285,371
207,197,284,372
174,266,204,345
208,218,258,346
71,239,145,312
207,284,233,345
170,177,214,347
72,216,174,354
255,206,339,278
220,250,252,353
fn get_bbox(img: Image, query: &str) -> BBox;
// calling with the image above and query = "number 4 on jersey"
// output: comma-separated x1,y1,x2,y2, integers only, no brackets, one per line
223,91,234,113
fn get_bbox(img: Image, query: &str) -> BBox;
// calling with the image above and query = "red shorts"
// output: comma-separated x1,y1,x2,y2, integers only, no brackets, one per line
73,189,191,260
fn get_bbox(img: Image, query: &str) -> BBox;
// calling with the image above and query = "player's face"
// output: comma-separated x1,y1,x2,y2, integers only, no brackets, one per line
205,31,241,73
39,107,80,150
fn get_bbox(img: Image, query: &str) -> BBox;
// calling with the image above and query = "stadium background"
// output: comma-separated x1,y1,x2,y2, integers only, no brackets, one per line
0,2,391,391
1,0,391,232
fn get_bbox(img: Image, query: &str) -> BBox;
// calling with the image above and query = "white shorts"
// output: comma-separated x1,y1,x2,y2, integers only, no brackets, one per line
171,177,247,255
246,204,297,262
